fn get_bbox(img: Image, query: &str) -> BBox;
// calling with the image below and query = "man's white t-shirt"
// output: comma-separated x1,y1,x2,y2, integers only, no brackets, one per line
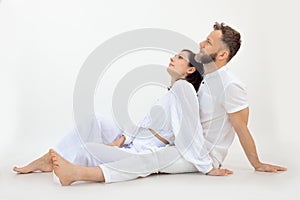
198,66,249,167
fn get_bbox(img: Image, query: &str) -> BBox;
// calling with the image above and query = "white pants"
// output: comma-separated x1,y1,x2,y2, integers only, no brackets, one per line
54,114,200,183
54,114,123,164
100,146,200,183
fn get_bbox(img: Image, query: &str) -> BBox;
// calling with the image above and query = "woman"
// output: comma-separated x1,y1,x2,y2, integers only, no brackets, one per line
13,49,233,185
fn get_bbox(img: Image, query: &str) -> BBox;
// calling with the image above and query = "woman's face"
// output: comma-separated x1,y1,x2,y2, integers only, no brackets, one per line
167,51,195,79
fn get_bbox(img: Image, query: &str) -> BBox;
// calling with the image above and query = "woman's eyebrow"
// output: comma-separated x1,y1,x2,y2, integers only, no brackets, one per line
178,54,189,61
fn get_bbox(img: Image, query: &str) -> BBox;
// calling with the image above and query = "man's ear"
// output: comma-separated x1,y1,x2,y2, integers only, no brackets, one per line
218,49,229,62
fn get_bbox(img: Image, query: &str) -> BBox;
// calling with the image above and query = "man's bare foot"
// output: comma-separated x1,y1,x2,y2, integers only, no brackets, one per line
50,149,78,186
13,152,53,174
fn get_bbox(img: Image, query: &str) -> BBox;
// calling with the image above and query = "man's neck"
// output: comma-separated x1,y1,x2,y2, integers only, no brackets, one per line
203,62,225,75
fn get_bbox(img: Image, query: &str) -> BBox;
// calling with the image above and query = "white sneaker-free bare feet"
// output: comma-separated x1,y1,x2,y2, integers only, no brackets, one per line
50,149,78,186
13,152,53,173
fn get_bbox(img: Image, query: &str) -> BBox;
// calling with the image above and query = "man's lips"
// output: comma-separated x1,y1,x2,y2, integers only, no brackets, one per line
199,49,206,55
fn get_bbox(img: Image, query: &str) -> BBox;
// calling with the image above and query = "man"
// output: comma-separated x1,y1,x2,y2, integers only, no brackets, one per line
49,22,287,185
195,22,286,172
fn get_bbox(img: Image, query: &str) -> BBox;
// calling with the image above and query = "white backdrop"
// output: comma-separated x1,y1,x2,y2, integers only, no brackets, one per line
0,0,299,168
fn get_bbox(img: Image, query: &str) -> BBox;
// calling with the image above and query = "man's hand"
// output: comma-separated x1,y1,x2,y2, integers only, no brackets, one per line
254,162,287,172
206,168,233,176
229,108,287,173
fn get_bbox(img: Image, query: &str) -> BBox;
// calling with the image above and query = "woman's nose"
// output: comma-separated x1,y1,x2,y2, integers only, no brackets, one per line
170,57,174,62
200,41,205,48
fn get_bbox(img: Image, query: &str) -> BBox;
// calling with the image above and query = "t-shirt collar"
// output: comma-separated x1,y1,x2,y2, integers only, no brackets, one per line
203,65,228,80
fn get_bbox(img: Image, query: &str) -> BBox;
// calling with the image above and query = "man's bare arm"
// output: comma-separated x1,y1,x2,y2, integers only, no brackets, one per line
228,108,287,172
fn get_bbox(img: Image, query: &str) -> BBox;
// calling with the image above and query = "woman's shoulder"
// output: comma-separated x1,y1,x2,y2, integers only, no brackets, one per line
172,79,195,92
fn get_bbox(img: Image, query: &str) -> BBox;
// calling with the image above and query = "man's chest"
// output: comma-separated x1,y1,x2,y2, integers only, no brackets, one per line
198,81,225,122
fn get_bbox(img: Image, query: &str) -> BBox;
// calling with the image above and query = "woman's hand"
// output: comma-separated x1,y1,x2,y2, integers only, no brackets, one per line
206,168,233,176
107,135,125,147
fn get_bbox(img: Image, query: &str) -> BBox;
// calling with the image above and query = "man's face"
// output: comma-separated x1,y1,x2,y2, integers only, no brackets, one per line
197,30,223,64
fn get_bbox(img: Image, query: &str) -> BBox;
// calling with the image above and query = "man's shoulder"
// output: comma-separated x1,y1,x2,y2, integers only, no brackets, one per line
220,67,245,88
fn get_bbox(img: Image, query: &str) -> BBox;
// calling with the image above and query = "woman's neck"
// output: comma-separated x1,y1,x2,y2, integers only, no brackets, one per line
169,76,185,89
170,77,176,86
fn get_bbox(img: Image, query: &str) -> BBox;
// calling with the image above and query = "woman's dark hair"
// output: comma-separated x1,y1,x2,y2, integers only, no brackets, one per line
181,49,204,92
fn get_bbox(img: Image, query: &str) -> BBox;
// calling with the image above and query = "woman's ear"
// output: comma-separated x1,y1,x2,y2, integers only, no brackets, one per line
187,67,196,74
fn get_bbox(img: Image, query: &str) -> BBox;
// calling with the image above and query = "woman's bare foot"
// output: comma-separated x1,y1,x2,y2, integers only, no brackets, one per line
206,168,233,176
50,149,79,186
13,152,53,173
50,149,105,186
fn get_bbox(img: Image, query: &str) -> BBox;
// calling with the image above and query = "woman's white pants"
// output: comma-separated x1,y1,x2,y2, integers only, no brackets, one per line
54,114,198,183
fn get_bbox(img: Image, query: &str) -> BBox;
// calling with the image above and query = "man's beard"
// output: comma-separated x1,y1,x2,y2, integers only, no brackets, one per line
195,52,217,64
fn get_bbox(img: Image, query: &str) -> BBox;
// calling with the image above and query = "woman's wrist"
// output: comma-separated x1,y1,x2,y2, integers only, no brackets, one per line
118,135,125,146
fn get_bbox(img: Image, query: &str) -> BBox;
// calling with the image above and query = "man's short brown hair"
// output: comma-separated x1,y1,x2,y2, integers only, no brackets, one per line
214,22,241,62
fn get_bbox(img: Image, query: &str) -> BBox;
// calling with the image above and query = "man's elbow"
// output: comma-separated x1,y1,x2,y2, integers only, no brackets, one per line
228,108,250,135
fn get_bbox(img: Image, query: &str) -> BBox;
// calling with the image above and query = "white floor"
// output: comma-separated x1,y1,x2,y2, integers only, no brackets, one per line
1,138,299,200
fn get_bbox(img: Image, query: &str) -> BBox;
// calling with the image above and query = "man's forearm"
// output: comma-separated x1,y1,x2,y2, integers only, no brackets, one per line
235,124,261,168
229,108,287,172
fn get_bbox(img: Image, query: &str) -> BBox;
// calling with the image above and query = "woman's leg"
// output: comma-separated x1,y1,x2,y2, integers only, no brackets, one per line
13,114,123,174
50,144,146,185
50,149,105,186
13,152,53,173
13,123,84,174
54,114,123,163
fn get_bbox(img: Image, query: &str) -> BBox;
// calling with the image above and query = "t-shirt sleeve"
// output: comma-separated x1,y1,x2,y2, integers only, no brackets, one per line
223,82,249,114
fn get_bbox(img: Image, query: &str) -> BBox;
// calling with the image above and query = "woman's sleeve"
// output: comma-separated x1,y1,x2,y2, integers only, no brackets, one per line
170,80,213,174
